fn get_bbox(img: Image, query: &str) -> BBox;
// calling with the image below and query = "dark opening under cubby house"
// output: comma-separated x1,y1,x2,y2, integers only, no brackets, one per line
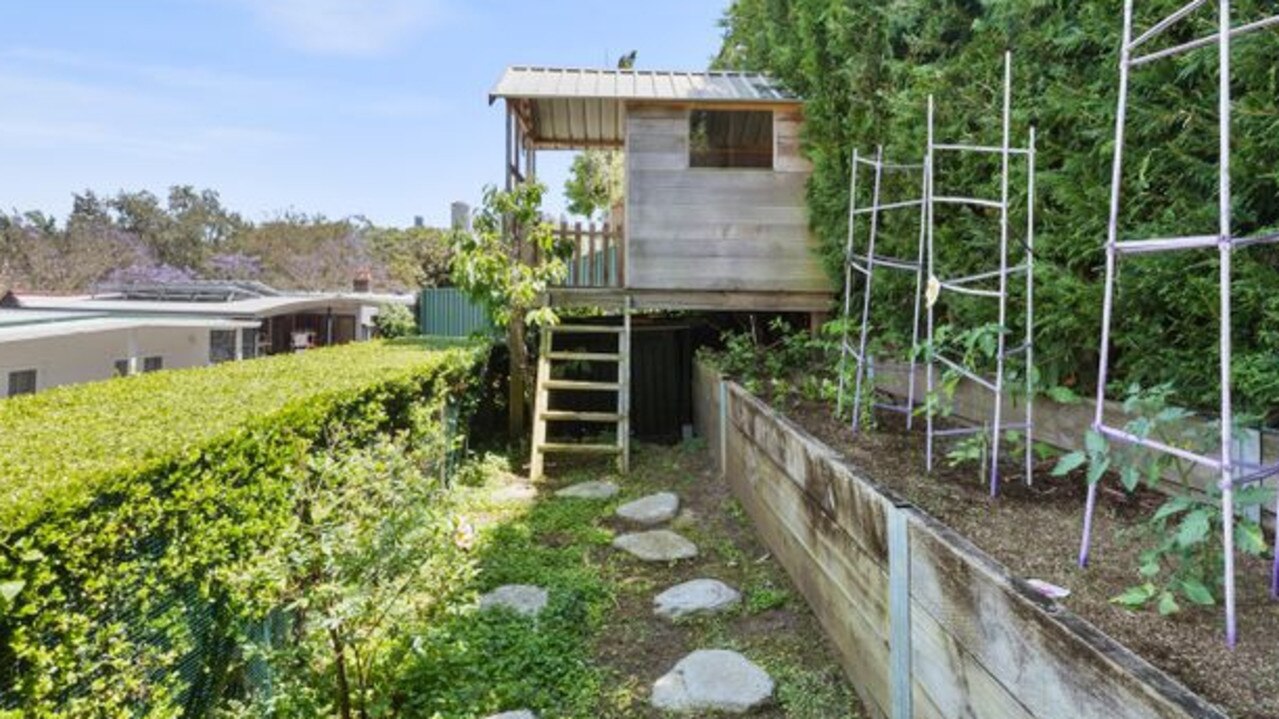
488,66,834,476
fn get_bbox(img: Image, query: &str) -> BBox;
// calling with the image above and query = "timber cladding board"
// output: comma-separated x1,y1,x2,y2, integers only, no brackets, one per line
699,365,1229,719
628,238,821,260
627,265,830,293
629,170,808,205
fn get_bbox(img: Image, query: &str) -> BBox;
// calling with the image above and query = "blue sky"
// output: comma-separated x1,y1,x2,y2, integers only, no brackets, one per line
1,0,729,228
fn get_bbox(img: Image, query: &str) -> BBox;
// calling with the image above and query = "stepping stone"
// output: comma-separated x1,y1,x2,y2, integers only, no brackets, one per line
492,482,537,503
613,530,698,562
654,579,741,620
484,712,536,719
554,480,619,500
651,649,774,714
478,584,548,617
616,491,680,525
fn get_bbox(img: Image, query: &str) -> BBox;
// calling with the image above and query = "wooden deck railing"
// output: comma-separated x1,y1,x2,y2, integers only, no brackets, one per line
542,219,624,288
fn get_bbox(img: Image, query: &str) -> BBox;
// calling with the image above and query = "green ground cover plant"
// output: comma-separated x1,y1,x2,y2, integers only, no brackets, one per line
0,339,485,717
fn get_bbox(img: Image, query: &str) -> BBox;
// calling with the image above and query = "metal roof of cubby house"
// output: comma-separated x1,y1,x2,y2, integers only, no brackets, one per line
489,66,799,148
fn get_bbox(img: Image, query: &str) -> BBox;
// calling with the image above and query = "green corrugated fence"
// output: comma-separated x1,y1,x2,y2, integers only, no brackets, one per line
418,287,494,338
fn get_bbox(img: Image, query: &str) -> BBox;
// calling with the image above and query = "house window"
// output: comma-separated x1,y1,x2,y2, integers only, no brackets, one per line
143,356,163,373
114,359,130,377
7,369,37,397
689,109,774,169
241,328,258,359
210,329,237,364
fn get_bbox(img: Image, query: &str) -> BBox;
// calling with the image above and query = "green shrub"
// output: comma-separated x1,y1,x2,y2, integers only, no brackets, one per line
373,302,417,339
0,339,485,716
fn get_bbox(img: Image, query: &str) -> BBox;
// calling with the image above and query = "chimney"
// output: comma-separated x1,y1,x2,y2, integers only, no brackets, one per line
450,201,471,232
353,268,371,294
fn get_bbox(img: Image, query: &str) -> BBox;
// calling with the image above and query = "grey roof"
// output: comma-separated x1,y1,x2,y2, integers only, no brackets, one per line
489,67,799,104
93,280,284,301
490,67,799,149
9,292,412,320
0,309,256,344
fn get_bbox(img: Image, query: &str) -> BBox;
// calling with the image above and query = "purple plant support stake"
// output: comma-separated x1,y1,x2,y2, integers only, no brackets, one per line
1081,0,1134,569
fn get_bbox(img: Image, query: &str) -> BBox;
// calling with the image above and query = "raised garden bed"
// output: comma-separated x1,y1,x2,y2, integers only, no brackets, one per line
694,361,1277,719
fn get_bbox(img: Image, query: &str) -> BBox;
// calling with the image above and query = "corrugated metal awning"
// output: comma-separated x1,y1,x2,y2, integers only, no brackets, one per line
490,66,800,148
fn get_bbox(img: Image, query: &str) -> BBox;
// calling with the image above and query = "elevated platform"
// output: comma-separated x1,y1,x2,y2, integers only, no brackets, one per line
543,288,833,313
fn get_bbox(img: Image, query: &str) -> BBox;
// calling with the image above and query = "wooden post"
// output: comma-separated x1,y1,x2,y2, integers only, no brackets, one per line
564,219,576,286
809,310,831,336
574,220,584,286
593,223,603,286
602,221,613,286
616,220,626,287
530,328,552,479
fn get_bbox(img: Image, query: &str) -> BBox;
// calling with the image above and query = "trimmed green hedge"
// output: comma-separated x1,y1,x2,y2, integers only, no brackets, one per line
0,339,485,716
0,338,475,529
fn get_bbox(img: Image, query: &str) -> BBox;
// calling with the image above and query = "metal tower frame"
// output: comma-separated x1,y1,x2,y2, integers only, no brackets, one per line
1080,0,1279,647
837,145,929,432
923,52,1037,497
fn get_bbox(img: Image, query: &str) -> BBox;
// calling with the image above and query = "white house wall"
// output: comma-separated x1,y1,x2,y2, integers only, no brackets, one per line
0,326,213,397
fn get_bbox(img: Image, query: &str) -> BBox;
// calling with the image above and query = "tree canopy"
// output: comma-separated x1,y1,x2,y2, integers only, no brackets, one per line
0,187,452,294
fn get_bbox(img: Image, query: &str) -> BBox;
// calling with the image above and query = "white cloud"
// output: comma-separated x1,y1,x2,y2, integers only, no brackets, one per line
239,0,444,56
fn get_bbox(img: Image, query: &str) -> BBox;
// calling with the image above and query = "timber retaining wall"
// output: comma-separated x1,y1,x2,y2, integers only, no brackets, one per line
693,362,1227,719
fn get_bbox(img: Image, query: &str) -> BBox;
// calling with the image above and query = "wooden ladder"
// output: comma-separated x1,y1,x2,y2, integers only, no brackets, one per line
530,301,631,480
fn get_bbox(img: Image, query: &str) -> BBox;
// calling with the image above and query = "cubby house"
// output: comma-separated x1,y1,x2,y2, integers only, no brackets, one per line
489,66,831,313
489,66,833,476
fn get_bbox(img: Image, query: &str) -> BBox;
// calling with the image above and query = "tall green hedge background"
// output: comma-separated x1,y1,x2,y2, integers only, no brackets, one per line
716,0,1279,416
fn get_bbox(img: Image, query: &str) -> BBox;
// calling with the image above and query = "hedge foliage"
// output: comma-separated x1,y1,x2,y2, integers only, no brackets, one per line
716,0,1279,415
0,339,485,716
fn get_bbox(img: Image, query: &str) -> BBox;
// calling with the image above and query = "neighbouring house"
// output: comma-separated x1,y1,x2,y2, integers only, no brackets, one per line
0,309,258,398
0,282,413,398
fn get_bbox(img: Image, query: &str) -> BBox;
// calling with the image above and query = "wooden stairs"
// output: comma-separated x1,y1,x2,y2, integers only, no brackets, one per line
529,303,631,480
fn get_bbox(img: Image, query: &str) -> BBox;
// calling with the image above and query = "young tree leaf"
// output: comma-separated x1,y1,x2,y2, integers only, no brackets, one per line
1045,386,1080,404
1151,495,1193,522
1157,591,1180,616
1176,509,1211,548
1111,583,1155,608
1235,522,1267,556
1051,451,1086,476
1084,429,1107,457
1118,465,1140,492
1180,578,1215,606
1085,455,1111,486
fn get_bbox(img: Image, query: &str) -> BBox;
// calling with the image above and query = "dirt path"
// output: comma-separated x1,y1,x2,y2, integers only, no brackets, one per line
552,442,864,718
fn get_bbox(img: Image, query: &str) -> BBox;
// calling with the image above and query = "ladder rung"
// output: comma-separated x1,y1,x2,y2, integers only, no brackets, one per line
541,410,624,423
546,351,622,362
538,442,622,454
548,324,624,334
543,379,622,391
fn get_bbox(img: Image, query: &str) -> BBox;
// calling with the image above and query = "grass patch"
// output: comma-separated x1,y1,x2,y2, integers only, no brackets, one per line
396,441,864,718
392,463,615,718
